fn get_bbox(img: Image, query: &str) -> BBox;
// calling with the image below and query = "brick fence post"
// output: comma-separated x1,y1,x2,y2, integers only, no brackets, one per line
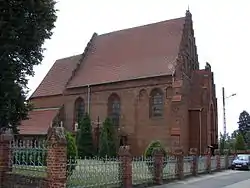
47,127,67,188
224,149,229,169
205,148,211,173
118,146,132,188
233,150,237,158
215,149,220,171
0,130,13,186
189,148,198,176
174,148,184,180
153,149,164,185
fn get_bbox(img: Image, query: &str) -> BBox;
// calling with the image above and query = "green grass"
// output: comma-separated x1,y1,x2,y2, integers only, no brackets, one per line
11,165,47,178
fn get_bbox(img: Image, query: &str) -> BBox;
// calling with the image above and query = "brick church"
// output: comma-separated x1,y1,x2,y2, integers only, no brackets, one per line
20,10,218,156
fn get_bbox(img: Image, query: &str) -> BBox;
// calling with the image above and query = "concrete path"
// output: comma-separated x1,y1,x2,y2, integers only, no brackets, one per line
153,170,250,188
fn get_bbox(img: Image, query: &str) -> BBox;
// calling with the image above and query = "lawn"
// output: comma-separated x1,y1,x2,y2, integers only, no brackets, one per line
11,165,47,178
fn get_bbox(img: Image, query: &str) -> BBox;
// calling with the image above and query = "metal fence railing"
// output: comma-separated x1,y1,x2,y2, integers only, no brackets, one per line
66,157,121,188
183,156,193,176
5,139,238,188
9,139,47,178
163,156,177,180
198,156,207,173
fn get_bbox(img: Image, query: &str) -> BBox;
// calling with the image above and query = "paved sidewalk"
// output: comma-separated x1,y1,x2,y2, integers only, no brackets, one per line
153,170,250,188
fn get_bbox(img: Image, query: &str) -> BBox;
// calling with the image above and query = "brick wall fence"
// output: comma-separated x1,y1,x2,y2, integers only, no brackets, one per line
0,127,249,188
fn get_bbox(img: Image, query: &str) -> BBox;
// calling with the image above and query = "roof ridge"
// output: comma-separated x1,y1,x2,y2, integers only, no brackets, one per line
65,32,98,87
99,17,185,37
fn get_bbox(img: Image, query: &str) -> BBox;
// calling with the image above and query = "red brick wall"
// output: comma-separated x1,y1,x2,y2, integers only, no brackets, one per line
30,95,64,109
29,68,218,156
64,76,176,156
189,70,218,154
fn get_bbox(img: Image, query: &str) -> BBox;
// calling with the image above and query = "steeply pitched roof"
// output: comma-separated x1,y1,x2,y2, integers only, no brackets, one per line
67,17,185,88
30,55,82,98
19,108,59,135
31,15,186,98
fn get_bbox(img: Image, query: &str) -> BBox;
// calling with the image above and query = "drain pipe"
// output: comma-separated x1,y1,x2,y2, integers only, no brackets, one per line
87,85,91,114
199,108,204,156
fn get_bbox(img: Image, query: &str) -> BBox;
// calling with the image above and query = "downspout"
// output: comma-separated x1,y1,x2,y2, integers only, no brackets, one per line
87,85,91,114
172,70,175,83
199,108,204,156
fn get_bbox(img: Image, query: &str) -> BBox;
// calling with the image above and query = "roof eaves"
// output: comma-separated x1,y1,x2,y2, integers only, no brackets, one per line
32,107,61,111
67,72,174,89
29,93,63,100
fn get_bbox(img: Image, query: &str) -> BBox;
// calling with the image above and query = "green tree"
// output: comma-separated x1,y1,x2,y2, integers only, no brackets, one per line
219,132,236,154
238,110,250,142
65,131,77,176
235,132,246,151
66,131,77,159
219,132,226,154
245,131,250,149
76,113,94,158
231,130,239,139
0,1,57,133
99,117,117,157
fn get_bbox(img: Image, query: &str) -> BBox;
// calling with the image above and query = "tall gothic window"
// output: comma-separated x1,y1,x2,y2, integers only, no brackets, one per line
74,97,85,123
150,88,164,117
108,93,121,126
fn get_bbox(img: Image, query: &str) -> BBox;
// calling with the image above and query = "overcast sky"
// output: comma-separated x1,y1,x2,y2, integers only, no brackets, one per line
27,0,250,135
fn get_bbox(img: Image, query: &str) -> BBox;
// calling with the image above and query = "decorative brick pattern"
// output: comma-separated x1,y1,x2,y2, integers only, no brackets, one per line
46,127,67,188
224,149,229,169
0,130,13,186
174,148,184,180
118,146,132,188
189,148,198,176
153,149,164,185
205,148,211,173
216,154,221,171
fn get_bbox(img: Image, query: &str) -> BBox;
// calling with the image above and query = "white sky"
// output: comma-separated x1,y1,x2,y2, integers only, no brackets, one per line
27,0,250,135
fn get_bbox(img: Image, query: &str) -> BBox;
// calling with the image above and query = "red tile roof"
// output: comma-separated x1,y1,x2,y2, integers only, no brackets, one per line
30,55,82,98
19,108,59,135
67,17,185,88
31,15,186,98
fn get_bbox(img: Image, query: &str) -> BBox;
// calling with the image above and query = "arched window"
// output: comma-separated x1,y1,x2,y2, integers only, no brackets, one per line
150,88,164,117
74,97,85,123
108,93,121,126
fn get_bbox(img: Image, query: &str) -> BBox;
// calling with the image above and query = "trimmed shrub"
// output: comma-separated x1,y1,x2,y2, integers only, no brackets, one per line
66,131,77,176
144,140,167,157
76,113,95,158
99,117,117,158
144,140,168,174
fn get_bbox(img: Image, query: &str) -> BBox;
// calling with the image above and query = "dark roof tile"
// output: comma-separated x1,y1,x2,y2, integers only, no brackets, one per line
30,55,81,98
67,17,185,88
